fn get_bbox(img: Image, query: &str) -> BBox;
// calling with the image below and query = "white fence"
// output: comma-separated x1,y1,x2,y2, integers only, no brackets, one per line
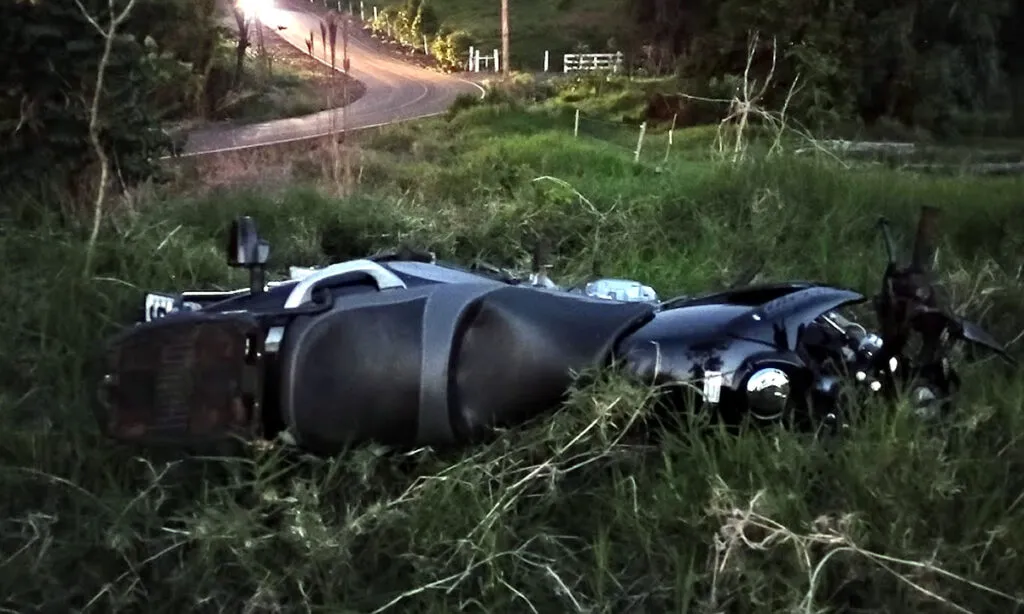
467,46,500,72
466,48,626,74
561,51,623,73
470,49,624,73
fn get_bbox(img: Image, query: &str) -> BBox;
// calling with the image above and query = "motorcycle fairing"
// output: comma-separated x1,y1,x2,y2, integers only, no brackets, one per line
726,286,867,351
616,285,866,421
278,283,655,453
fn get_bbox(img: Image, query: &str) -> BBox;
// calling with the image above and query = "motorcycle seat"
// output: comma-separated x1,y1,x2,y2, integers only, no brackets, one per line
276,283,655,453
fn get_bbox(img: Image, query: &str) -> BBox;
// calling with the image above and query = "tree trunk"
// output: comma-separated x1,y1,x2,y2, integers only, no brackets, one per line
233,9,250,88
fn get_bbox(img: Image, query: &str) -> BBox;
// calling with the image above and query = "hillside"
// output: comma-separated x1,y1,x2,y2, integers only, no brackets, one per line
371,0,1023,138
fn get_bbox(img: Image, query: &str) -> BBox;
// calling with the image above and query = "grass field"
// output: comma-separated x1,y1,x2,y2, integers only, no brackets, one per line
3,97,1024,611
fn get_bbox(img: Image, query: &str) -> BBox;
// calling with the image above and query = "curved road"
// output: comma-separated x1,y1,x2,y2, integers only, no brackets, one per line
182,7,484,156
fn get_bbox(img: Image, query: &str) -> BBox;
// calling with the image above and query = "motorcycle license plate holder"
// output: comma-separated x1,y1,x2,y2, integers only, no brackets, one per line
97,311,265,448
144,291,181,322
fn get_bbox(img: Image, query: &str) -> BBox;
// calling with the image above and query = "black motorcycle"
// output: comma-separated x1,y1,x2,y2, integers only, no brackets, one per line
96,206,1014,455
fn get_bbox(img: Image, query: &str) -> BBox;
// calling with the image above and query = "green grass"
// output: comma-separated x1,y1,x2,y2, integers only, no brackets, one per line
216,68,324,123
3,100,1024,611
212,64,331,124
381,0,625,70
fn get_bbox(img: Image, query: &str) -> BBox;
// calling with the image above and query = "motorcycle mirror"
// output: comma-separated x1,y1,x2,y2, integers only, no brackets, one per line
227,216,270,294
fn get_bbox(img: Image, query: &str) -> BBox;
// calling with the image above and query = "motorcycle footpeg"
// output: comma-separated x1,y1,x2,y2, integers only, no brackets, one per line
96,313,265,448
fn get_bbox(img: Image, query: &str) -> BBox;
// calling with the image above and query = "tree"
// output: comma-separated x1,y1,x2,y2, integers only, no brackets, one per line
0,0,171,211
127,0,225,116
232,3,252,87
623,0,1017,134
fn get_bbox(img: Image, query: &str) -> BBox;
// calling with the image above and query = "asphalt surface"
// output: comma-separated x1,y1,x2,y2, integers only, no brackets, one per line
181,8,484,156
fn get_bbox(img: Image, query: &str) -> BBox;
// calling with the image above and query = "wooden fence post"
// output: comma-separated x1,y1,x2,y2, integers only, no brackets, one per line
634,122,647,163
663,113,677,164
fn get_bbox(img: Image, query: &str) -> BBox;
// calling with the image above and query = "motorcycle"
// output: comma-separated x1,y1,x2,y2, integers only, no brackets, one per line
96,206,1015,455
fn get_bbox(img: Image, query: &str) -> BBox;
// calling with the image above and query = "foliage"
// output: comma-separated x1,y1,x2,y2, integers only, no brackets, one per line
128,0,230,118
369,0,439,47
429,28,473,71
386,0,1022,135
627,0,1021,135
0,0,173,211
366,0,473,71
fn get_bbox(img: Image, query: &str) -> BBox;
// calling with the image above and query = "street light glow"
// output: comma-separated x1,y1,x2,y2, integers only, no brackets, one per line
236,0,275,21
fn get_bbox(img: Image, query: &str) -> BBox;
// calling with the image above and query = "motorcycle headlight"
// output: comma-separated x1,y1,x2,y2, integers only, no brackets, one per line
746,367,790,420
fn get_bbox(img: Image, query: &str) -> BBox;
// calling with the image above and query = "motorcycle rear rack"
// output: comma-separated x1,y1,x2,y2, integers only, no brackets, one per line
97,313,265,448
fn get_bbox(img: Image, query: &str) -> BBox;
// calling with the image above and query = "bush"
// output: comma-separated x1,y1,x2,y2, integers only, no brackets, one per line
0,1,173,212
430,28,472,71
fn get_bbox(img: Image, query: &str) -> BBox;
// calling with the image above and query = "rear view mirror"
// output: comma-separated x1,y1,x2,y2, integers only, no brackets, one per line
227,216,269,267
227,216,270,293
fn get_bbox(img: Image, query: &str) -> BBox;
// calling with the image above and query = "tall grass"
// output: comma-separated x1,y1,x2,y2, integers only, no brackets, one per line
2,104,1023,612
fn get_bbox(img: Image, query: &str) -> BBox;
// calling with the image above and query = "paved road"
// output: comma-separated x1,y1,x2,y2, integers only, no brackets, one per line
181,8,483,156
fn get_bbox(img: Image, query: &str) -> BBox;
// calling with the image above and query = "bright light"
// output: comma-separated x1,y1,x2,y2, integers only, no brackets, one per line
236,0,275,22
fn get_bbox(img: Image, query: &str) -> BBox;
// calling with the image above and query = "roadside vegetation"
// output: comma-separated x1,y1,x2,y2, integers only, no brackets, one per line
2,0,361,201
3,0,1024,612
372,0,621,70
4,83,1024,610
205,23,365,127
376,0,1024,137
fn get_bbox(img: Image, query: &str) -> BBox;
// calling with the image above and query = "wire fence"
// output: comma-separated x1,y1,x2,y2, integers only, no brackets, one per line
563,108,698,166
